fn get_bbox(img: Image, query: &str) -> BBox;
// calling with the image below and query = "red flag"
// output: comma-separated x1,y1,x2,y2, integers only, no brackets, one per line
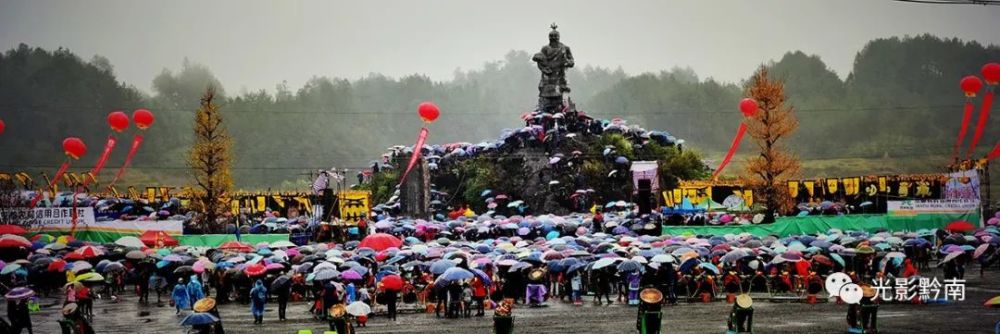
953,100,975,161
29,160,71,208
399,127,429,185
109,134,143,186
968,91,995,159
987,141,1000,160
85,135,118,186
712,123,747,180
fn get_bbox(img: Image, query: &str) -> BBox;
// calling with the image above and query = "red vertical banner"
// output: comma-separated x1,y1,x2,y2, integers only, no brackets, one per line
109,134,144,186
968,91,995,159
712,123,747,179
953,101,975,161
86,135,118,186
399,127,429,185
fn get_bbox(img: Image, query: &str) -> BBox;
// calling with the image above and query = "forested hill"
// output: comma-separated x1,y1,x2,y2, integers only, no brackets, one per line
1,34,998,189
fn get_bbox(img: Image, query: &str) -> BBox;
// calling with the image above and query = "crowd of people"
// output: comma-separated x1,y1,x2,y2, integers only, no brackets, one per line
0,208,998,333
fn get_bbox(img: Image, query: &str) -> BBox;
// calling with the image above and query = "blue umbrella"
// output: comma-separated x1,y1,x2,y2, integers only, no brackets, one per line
180,312,219,326
616,260,643,273
615,156,629,164
678,258,700,273
429,259,456,274
698,263,720,274
436,267,474,285
471,269,492,286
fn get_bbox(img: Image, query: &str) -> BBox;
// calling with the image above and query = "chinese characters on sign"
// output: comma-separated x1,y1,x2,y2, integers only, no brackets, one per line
872,277,964,301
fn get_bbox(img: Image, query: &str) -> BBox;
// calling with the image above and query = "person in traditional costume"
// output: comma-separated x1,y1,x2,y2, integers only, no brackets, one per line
726,294,753,334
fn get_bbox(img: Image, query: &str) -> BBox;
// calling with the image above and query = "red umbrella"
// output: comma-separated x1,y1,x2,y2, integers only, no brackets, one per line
0,235,31,248
48,259,67,272
244,263,266,276
219,241,253,253
379,274,404,291
139,230,178,247
358,233,402,252
74,245,102,259
0,225,27,235
946,220,976,233
63,252,85,261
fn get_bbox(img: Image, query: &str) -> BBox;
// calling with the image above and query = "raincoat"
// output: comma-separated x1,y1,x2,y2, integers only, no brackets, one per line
250,280,267,317
188,275,205,304
172,282,190,310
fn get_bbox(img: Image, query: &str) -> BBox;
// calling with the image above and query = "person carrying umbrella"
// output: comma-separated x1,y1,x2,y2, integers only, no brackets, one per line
61,303,95,334
272,277,291,321
377,282,400,321
194,298,224,334
472,276,488,316
6,294,33,334
188,275,205,309
172,278,190,315
150,271,167,304
249,279,268,324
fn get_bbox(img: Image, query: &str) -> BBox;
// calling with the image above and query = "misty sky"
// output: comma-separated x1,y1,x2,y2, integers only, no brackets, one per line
1,0,999,94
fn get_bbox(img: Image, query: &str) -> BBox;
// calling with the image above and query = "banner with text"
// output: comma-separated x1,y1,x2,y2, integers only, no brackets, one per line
1,207,96,226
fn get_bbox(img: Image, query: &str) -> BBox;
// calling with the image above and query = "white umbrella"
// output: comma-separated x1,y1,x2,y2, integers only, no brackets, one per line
346,301,372,316
938,252,963,266
270,240,297,248
630,256,648,264
114,236,145,249
650,254,677,264
592,258,620,270
71,261,93,273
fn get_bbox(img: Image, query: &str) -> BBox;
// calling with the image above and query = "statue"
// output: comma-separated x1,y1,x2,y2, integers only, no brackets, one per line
533,23,574,113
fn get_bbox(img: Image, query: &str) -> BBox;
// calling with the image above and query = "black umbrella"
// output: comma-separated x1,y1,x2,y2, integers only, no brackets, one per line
270,276,291,290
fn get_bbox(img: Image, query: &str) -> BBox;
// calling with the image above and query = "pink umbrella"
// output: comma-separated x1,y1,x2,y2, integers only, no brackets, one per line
974,244,990,259
192,261,205,273
341,269,363,281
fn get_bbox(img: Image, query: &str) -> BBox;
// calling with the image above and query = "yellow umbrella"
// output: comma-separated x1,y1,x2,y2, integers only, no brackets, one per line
73,272,104,283
985,295,1000,308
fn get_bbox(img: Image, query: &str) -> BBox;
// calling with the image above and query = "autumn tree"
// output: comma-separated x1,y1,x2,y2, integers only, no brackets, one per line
187,88,233,233
741,66,801,223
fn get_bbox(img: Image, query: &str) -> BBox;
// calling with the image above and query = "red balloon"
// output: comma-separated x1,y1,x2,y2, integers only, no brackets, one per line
983,63,1000,85
133,109,154,129
739,98,758,117
960,75,983,97
107,111,129,132
0,119,5,135
62,137,87,160
417,102,440,123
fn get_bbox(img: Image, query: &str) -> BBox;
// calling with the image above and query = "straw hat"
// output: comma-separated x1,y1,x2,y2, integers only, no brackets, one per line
62,303,79,316
330,304,347,318
861,284,876,298
639,288,663,304
735,294,753,309
193,298,216,312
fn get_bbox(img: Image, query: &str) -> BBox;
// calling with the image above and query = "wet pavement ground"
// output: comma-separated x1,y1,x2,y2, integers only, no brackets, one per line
8,267,1000,334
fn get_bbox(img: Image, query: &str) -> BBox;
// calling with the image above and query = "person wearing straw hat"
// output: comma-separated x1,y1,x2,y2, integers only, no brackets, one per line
61,303,94,334
726,294,754,334
328,304,354,334
194,298,224,334
636,288,663,334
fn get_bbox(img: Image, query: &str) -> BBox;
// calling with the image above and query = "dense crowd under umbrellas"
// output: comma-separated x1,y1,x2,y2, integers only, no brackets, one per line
1,210,1000,333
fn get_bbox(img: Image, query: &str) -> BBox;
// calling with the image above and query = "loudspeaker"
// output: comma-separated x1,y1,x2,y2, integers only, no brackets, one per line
637,179,652,214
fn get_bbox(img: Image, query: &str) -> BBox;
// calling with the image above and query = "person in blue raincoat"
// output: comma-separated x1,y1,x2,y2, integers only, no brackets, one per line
345,282,356,304
172,278,190,315
250,279,268,325
188,275,205,308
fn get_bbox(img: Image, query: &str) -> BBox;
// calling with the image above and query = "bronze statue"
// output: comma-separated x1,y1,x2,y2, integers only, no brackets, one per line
533,23,574,113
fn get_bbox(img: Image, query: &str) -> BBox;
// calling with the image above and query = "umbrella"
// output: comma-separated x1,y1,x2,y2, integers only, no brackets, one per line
946,221,976,233
698,263,720,274
592,258,618,270
885,252,906,259
4,287,34,300
436,267,474,285
359,233,402,252
938,251,964,266
430,259,456,274
173,266,194,276
244,263,266,276
271,276,291,290
0,235,31,248
114,236,145,248
70,261,93,273
974,244,990,259
380,274,404,291
616,260,643,273
346,301,372,317
985,295,1000,308
180,312,219,326
270,240,296,248
313,269,340,281
0,264,20,275
73,272,104,283
341,269,363,281
0,225,27,235
218,241,253,253
651,254,677,264
721,249,749,264
471,269,493,286
103,262,124,272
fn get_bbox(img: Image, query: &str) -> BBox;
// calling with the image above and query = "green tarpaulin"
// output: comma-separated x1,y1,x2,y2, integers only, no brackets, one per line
662,212,980,237
175,234,289,247
31,230,289,247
